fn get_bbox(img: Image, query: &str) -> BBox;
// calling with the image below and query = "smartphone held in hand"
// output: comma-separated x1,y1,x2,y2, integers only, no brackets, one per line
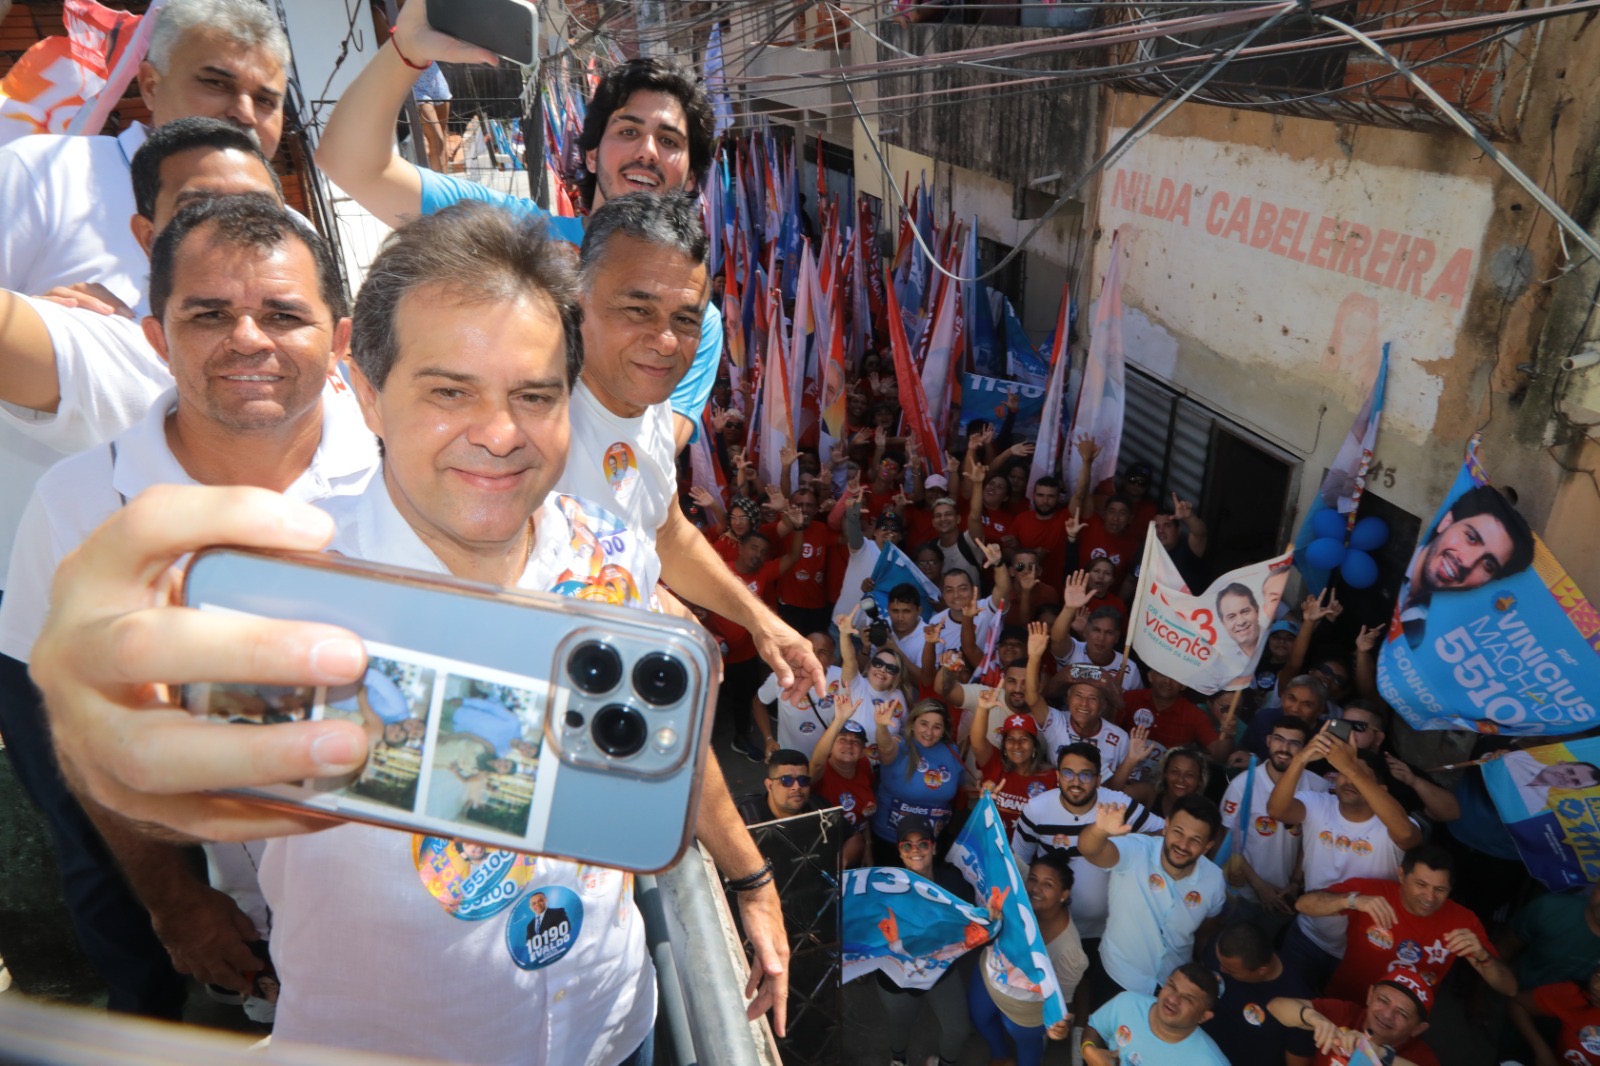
182,547,719,873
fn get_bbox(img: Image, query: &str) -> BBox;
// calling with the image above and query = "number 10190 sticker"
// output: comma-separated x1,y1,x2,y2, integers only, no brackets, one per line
504,885,583,970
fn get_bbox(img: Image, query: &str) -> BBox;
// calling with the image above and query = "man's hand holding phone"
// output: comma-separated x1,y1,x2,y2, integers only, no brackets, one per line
29,486,370,842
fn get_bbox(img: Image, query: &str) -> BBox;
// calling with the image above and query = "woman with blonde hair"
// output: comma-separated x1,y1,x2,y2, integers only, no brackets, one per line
869,698,965,865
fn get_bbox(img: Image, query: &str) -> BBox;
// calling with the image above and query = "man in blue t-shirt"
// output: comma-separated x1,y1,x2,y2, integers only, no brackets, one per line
1084,962,1230,1065
317,0,722,452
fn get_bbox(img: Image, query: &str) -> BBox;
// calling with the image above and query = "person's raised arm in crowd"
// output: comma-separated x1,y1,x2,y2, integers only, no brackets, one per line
1172,493,1208,558
836,609,864,688
687,485,728,538
966,461,988,542
874,694,902,766
809,691,855,780
1266,998,1424,1066
1076,800,1133,869
1022,622,1055,730
1069,434,1099,518
1384,752,1462,825
1353,623,1382,698
968,686,1005,769
1279,589,1342,689
1049,570,1092,661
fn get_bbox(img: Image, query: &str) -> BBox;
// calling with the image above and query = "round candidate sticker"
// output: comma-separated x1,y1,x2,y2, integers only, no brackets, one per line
413,835,535,921
506,886,584,970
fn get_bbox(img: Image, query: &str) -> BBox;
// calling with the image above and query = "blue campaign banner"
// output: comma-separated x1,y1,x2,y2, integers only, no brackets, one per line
1003,298,1048,387
1483,737,1600,891
1346,1034,1385,1066
1377,448,1600,736
947,794,1069,1026
869,543,941,621
841,866,996,990
958,373,1046,443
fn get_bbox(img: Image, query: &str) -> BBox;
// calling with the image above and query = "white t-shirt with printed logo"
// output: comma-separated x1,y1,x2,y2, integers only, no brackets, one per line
846,674,906,765
1294,791,1416,956
757,666,843,753
1219,764,1330,900
561,381,677,555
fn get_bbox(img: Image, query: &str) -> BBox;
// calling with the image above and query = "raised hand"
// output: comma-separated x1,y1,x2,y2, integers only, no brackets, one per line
1094,801,1133,836
1075,433,1100,462
1172,493,1194,520
981,542,1003,570
874,699,897,729
1126,724,1153,767
1355,624,1382,652
687,485,716,508
1384,752,1417,787
1022,622,1048,662
923,622,943,644
779,445,798,467
836,611,857,636
1063,569,1093,610
977,687,1001,712
1065,506,1086,539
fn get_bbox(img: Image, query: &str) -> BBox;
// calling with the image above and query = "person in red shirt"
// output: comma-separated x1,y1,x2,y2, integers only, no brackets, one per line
806,703,877,868
1069,437,1140,584
768,484,836,636
1269,969,1439,1066
966,690,1056,832
1520,966,1600,1066
1000,549,1062,627
1068,557,1127,638
691,491,760,563
1009,475,1083,589
1297,844,1516,1003
714,516,805,762
1110,669,1234,791
977,470,1015,547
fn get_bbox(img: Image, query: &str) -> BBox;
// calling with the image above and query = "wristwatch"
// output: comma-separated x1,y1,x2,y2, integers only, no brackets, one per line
1345,891,1360,912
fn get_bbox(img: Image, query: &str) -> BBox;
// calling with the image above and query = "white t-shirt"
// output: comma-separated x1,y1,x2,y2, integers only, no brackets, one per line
1295,791,1416,956
757,665,843,754
262,477,657,1066
561,381,677,554
1219,764,1330,899
1010,787,1165,939
0,296,171,589
1055,639,1143,691
1057,716,1131,781
846,674,907,764
0,379,377,662
931,596,1002,661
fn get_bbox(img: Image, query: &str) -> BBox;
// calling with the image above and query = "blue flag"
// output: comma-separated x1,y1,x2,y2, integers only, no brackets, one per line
959,372,1046,442
1003,297,1047,386
1483,737,1600,890
868,543,941,621
841,867,996,990
947,794,1069,1026
1377,444,1600,736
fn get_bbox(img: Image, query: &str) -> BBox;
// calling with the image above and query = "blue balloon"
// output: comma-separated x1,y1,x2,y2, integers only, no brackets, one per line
1305,537,1348,570
1349,516,1390,552
1310,509,1347,541
1341,549,1379,589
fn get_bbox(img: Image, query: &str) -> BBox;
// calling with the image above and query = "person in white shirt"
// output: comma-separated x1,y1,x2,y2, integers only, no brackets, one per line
1217,714,1328,935
752,632,844,757
1266,723,1423,992
0,195,376,1018
1049,572,1143,692
1026,622,1128,780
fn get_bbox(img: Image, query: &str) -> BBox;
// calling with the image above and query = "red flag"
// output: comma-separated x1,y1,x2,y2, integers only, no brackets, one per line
886,281,944,477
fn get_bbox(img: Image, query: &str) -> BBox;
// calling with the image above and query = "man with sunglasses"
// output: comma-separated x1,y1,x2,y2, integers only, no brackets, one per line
737,750,826,826
1219,715,1328,934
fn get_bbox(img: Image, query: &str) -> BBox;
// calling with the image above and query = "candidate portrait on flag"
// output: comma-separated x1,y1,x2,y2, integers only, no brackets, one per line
1483,736,1600,891
1377,446,1600,736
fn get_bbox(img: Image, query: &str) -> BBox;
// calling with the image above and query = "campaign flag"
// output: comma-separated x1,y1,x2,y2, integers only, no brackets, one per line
1027,284,1073,494
1483,738,1600,890
1345,1035,1386,1066
841,867,996,990
0,0,147,148
1377,445,1600,736
868,543,941,621
757,289,794,487
1065,234,1127,494
947,794,1068,1027
960,373,1046,443
1004,297,1049,386
820,274,849,440
919,253,964,448
1131,531,1295,695
1296,343,1391,589
885,278,945,477
704,22,734,137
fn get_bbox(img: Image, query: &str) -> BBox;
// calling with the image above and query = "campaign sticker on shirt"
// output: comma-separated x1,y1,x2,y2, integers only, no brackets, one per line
1148,873,1166,892
1253,815,1279,837
1183,890,1204,908
602,442,639,502
412,835,535,921
505,885,583,970
1580,1024,1600,1053
1115,1024,1133,1046
1396,940,1423,966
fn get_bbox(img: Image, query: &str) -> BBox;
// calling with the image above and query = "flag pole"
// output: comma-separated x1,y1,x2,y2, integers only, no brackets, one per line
1116,525,1156,682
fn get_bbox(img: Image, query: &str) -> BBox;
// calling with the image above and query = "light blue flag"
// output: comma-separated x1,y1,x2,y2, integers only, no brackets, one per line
1483,736,1600,890
868,542,941,621
947,794,1069,1026
841,867,996,990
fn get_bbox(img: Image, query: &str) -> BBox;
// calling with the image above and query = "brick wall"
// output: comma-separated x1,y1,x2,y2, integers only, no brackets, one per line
1340,0,1514,115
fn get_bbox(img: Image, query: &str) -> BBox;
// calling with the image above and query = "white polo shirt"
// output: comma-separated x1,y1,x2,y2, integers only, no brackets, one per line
0,295,173,591
262,474,657,1066
0,378,377,663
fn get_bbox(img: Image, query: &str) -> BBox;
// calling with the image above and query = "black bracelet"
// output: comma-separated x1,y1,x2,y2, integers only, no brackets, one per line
725,859,774,893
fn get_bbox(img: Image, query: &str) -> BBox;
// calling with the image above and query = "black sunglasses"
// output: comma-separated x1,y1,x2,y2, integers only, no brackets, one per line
872,660,902,674
771,774,812,788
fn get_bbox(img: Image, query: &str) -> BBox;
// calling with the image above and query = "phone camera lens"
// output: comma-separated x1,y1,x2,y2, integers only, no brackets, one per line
592,705,647,758
569,641,622,695
633,654,688,706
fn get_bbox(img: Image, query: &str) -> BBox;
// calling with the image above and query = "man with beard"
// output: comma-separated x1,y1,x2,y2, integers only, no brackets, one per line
1393,485,1534,648
1078,795,1227,999
736,750,826,826
1299,844,1514,1001
1082,962,1229,1065
1031,620,1130,781
1010,475,1082,589
1216,715,1327,933
1270,968,1439,1066
1269,725,1423,992
1012,743,1163,1007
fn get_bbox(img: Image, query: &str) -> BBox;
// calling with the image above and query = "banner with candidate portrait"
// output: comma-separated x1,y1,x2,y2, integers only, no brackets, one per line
1130,534,1294,695
947,794,1069,1026
1377,448,1600,736
1483,737,1600,891
957,373,1046,442
840,866,996,990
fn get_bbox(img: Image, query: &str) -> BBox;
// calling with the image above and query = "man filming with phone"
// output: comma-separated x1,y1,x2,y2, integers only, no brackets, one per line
29,200,783,1064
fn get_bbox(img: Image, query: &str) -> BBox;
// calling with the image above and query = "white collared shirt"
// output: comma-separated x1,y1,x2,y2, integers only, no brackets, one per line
262,475,657,1066
0,379,378,662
